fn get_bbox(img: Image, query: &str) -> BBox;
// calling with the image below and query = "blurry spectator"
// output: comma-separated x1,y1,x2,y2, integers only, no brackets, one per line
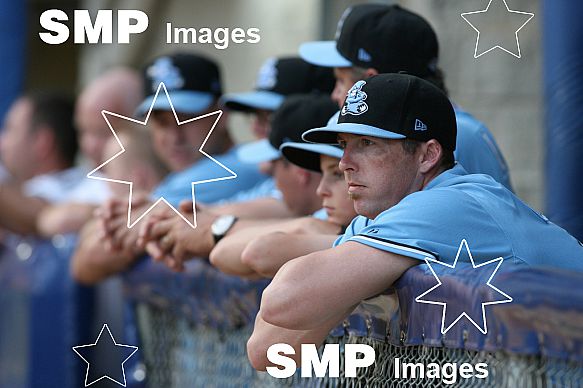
34,67,145,236
217,56,335,214
38,128,167,236
76,67,144,168
100,128,168,198
0,92,79,234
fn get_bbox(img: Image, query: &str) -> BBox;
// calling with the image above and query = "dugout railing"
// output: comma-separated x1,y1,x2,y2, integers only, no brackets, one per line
1,236,582,387
123,258,583,387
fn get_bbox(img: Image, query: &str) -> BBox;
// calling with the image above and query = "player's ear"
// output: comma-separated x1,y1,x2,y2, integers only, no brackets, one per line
34,124,56,160
294,166,312,186
364,68,379,77
418,139,442,174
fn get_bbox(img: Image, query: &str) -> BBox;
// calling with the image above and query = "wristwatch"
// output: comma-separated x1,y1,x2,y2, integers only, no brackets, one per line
211,215,238,243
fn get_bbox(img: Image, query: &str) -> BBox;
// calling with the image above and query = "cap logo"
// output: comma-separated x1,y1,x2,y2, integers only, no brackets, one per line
147,57,185,92
341,80,368,116
357,48,372,63
256,57,278,90
415,119,428,131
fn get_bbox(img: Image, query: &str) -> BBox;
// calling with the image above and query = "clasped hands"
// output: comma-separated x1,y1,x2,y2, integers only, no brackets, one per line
96,195,218,272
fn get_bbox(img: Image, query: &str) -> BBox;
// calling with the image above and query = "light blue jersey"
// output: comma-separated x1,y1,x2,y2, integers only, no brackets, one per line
152,145,268,206
312,208,328,220
221,177,282,204
454,108,512,191
335,164,583,271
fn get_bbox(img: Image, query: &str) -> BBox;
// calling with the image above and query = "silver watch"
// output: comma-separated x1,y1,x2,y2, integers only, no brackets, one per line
211,215,238,243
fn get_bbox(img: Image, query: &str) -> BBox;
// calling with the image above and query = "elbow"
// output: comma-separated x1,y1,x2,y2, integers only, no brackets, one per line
70,252,101,285
36,212,58,238
208,245,224,271
260,267,310,330
241,242,276,278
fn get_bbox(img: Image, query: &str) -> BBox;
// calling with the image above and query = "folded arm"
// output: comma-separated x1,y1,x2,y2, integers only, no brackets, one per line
260,241,418,330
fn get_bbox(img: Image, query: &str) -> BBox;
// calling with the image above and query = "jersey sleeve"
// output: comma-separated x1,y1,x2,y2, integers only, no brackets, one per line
333,215,370,247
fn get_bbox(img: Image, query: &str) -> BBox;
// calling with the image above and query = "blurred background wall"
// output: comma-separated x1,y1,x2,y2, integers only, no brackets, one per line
11,0,544,208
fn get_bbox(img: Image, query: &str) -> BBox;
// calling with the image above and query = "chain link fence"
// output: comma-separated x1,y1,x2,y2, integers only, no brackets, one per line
125,261,583,387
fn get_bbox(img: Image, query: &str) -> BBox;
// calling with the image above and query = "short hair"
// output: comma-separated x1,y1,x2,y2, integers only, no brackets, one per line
400,138,455,171
350,65,449,96
27,91,79,166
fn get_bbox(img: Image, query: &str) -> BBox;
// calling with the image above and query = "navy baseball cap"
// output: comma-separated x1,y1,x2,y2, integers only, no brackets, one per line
221,57,335,112
237,94,338,164
303,74,457,151
280,112,343,172
299,4,439,77
136,53,222,116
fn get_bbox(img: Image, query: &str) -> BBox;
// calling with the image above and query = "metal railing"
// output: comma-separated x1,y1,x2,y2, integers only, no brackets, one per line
123,260,583,387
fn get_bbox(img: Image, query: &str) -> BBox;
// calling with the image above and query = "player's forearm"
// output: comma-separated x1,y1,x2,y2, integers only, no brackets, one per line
247,310,350,371
261,242,418,331
209,218,328,277
37,203,96,237
70,220,137,285
241,233,338,278
209,236,261,278
210,197,295,219
0,184,47,235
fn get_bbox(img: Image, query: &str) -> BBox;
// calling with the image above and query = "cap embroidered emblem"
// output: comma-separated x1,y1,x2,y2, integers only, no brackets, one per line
256,57,278,90
341,80,368,116
147,57,185,92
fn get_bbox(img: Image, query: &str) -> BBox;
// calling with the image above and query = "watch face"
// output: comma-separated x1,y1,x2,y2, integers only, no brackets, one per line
212,215,236,236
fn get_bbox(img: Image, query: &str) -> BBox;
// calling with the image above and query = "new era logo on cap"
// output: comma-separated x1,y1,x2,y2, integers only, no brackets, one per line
415,119,428,131
357,48,372,63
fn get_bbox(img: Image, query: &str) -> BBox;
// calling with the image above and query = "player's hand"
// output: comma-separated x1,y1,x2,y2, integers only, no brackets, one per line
138,202,218,271
96,195,150,253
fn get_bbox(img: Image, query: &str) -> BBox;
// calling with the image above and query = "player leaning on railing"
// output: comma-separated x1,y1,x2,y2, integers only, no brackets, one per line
247,73,583,370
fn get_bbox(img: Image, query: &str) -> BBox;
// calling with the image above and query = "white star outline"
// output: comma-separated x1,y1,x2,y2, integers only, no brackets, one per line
72,323,139,387
415,239,513,335
461,0,535,58
86,82,237,229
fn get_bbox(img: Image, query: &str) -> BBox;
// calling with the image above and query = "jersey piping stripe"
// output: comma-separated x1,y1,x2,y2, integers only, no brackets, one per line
352,235,438,260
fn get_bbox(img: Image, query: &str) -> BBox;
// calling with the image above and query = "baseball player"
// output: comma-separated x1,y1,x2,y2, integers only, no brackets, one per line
299,4,513,191
137,94,339,272
247,74,583,371
219,56,335,205
210,112,357,278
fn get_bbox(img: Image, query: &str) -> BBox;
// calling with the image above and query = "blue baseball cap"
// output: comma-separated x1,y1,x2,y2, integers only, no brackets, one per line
221,57,335,112
303,74,457,151
237,94,338,164
136,53,222,116
280,113,343,172
299,5,438,77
